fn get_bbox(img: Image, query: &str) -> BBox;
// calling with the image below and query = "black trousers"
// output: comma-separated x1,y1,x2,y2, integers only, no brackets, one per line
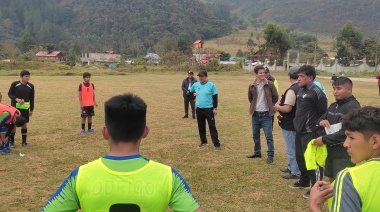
196,108,220,147
295,131,324,186
183,95,195,117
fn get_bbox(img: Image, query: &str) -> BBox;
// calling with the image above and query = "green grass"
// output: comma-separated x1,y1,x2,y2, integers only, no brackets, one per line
0,70,378,211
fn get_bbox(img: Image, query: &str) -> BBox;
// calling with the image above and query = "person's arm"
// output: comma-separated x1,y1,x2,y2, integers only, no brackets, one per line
8,82,16,101
316,91,328,118
78,84,83,108
42,168,80,212
274,89,295,113
182,79,188,93
309,181,334,212
92,83,97,106
0,111,11,127
169,168,202,212
29,84,35,116
272,83,279,104
248,85,253,102
330,170,361,212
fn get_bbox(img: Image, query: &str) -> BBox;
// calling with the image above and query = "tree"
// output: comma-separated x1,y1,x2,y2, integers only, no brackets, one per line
20,32,36,52
0,41,20,59
336,21,364,66
247,38,255,54
263,23,291,60
236,49,244,57
177,32,192,55
218,51,231,61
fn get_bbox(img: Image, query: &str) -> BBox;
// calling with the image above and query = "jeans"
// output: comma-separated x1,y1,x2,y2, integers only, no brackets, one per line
282,129,300,176
251,113,274,157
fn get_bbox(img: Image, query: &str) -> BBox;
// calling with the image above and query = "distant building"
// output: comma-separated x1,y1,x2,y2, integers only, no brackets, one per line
80,52,121,66
36,51,64,62
144,53,160,65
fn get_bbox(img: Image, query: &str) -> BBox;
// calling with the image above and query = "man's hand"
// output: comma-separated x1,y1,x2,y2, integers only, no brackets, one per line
186,91,190,95
16,98,24,104
273,102,280,111
213,108,217,116
314,136,324,146
94,102,98,107
319,120,330,128
309,181,334,212
29,111,33,117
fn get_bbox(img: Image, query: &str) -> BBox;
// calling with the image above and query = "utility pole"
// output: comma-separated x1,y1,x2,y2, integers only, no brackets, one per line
313,33,317,66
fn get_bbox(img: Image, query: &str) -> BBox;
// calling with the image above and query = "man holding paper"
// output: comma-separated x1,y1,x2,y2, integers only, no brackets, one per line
313,77,360,182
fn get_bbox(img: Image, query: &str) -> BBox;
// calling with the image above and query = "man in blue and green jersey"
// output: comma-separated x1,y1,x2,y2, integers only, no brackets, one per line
43,93,203,212
309,106,380,212
190,70,221,151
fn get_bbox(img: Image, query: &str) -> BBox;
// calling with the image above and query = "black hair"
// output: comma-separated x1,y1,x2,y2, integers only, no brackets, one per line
83,72,91,78
342,106,380,138
20,70,30,77
104,93,147,143
15,116,26,127
298,65,316,80
332,76,353,87
289,72,299,79
254,66,265,74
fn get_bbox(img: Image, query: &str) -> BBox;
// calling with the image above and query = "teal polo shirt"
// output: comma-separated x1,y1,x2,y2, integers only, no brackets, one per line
190,81,218,108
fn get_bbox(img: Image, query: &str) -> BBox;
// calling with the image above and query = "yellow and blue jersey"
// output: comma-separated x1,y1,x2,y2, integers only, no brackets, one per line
42,154,200,212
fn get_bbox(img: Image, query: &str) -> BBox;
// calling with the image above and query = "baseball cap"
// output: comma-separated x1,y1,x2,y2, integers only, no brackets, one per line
197,70,208,77
289,66,300,79
188,71,194,74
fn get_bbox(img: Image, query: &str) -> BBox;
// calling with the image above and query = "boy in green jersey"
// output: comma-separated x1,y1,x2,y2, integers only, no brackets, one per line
43,93,203,212
309,106,380,212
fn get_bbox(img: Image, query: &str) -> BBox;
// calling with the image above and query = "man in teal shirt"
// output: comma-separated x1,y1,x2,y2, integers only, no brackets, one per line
190,70,221,151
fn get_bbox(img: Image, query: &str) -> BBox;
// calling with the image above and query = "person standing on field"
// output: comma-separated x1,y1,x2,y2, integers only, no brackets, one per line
42,93,203,212
8,70,35,147
181,71,197,119
78,72,98,135
190,70,221,151
247,66,279,164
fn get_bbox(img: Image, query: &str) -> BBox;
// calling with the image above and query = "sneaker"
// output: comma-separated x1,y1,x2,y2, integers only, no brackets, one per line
266,156,274,164
80,130,85,135
214,146,221,151
182,115,188,118
10,141,16,148
198,143,207,147
303,190,310,199
282,174,300,180
289,181,310,189
88,129,96,133
280,168,290,173
246,153,262,158
1,149,10,155
22,142,28,147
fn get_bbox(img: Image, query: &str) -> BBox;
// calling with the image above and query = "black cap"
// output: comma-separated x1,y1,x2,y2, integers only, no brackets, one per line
197,70,208,77
188,71,194,74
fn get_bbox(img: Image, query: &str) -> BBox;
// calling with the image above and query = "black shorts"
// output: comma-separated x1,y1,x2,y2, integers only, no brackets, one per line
324,157,355,179
81,106,95,117
19,109,30,123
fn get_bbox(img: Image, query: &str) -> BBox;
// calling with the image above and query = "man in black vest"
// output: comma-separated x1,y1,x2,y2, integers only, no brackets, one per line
274,66,301,179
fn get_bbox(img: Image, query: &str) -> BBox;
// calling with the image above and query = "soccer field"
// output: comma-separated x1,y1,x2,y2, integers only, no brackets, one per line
0,71,378,211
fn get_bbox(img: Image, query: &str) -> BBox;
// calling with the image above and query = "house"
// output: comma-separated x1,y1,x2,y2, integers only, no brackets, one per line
251,50,275,62
80,52,121,66
144,53,160,65
36,51,64,62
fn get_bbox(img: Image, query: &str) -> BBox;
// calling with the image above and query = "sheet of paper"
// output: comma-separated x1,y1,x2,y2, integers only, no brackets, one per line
325,123,342,135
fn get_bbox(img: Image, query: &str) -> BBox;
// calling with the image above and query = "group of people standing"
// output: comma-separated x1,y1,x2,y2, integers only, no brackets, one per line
0,70,34,154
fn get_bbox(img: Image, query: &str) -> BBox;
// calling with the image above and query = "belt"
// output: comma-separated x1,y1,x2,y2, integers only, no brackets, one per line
254,111,269,115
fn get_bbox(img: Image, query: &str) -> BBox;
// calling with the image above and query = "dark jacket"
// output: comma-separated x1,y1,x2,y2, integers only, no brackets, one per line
181,77,197,96
318,95,360,159
294,82,327,135
278,82,301,131
248,79,278,116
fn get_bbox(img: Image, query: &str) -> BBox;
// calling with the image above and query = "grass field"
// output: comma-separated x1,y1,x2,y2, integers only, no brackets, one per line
0,70,378,211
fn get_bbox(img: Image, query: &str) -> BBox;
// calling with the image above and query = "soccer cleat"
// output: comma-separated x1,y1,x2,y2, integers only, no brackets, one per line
10,142,16,148
88,129,96,133
22,142,28,147
303,190,310,199
80,130,85,135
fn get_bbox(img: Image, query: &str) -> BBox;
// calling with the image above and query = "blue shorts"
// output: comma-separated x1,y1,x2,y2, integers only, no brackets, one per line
0,126,7,133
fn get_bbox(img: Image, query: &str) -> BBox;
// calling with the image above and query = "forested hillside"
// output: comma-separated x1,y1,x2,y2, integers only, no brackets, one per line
0,0,232,56
203,0,380,35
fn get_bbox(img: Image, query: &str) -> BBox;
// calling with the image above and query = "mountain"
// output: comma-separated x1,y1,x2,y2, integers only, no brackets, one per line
0,0,232,56
203,0,380,36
